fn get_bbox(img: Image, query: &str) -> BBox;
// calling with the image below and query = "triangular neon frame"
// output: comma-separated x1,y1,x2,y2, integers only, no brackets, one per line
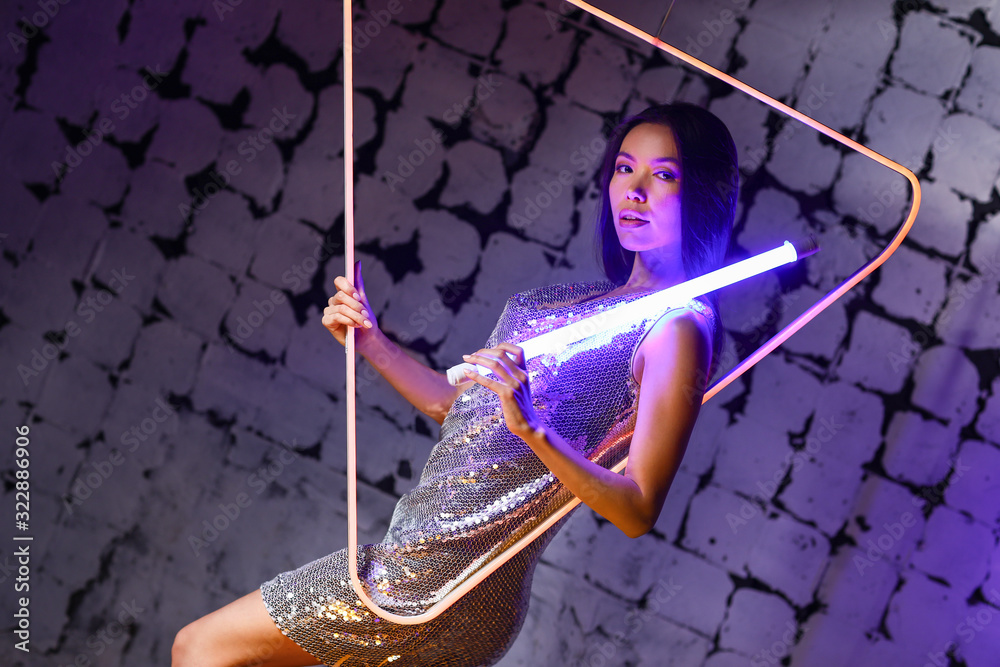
341,0,921,623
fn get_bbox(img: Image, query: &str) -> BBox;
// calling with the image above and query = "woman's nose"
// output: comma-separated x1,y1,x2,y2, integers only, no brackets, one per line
627,179,646,202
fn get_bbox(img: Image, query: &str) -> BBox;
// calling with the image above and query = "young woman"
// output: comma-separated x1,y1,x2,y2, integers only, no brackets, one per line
172,102,737,667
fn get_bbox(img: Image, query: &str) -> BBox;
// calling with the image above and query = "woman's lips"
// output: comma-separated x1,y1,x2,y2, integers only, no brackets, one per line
618,211,649,227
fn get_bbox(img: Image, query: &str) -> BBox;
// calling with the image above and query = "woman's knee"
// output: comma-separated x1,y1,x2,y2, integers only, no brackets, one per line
171,591,317,667
172,620,215,667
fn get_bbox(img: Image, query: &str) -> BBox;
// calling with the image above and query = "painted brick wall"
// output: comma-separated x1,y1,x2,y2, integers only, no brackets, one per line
1,1,998,665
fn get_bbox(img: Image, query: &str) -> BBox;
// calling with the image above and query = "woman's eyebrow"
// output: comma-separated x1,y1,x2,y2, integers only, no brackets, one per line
616,151,681,166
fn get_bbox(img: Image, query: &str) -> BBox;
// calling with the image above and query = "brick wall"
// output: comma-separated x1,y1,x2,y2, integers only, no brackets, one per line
1,1,998,665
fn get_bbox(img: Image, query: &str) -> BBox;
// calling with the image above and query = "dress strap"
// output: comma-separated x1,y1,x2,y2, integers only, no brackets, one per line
627,299,716,385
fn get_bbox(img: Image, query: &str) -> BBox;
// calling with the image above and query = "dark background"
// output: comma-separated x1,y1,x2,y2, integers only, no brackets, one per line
1,0,999,665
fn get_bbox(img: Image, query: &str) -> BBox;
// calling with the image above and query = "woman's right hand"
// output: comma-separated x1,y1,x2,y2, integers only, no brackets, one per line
322,260,379,348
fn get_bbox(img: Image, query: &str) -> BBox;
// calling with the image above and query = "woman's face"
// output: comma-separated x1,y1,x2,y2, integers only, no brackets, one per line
609,122,683,257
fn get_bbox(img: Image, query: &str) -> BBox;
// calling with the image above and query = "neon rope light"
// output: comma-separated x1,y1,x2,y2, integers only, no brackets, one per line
342,0,921,624
446,238,818,385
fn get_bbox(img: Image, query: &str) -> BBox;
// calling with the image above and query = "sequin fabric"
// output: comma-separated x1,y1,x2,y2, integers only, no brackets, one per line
260,280,714,666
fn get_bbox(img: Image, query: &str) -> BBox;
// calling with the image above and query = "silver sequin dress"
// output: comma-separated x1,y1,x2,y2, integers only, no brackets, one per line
260,280,714,666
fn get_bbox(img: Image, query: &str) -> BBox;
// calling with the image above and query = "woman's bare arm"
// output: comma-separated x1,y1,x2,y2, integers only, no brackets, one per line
462,308,712,537
323,264,463,425
354,329,464,425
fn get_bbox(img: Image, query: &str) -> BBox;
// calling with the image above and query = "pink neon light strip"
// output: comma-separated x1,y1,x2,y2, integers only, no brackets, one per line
343,0,922,623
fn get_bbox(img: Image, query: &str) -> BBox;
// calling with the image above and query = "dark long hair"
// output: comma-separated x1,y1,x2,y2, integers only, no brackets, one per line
594,102,738,362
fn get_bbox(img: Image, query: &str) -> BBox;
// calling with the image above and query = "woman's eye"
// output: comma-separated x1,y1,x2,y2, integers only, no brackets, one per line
615,164,632,174
657,171,676,181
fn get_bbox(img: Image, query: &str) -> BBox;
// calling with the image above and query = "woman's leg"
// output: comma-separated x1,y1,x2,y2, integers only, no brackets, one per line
172,589,322,667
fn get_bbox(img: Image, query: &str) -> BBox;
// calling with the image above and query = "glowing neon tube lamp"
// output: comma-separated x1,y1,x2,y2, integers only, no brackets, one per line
446,237,820,385
341,0,920,625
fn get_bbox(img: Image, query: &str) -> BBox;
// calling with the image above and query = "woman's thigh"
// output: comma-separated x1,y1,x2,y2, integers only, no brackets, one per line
173,589,322,667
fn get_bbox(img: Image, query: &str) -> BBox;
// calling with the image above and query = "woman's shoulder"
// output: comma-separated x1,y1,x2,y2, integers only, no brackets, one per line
652,298,717,347
631,298,716,385
636,297,717,354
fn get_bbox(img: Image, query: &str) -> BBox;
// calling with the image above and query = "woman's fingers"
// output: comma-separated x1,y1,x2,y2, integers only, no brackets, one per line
328,275,372,328
324,303,371,329
461,359,514,401
463,345,537,439
332,276,363,305
330,292,371,323
463,353,511,385
322,268,377,347
463,348,526,385
495,343,526,368
462,366,493,388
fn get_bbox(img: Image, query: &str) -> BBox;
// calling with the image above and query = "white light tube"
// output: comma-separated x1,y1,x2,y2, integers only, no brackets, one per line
446,238,818,385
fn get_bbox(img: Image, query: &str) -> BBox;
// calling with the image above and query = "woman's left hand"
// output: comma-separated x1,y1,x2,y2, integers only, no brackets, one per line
462,342,540,440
